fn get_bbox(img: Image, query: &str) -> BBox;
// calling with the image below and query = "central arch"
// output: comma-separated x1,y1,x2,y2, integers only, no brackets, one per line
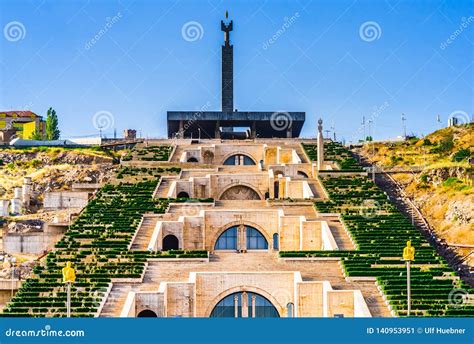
221,152,257,166
214,224,268,251
218,183,263,200
205,286,283,318
137,309,157,317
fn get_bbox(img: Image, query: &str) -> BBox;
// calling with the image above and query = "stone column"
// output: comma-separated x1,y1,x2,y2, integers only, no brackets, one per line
317,118,324,170
215,121,221,139
234,295,239,318
241,292,248,318
251,294,256,318
251,121,256,138
237,224,246,252
178,120,184,139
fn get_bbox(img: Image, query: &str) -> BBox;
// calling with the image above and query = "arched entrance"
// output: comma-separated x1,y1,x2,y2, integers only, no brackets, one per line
137,309,157,317
187,157,198,163
210,291,279,318
214,225,268,251
162,234,179,250
219,185,262,200
223,154,256,166
177,191,190,198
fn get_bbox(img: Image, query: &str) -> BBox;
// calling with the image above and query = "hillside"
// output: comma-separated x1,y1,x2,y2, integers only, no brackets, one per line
0,147,117,217
355,124,473,264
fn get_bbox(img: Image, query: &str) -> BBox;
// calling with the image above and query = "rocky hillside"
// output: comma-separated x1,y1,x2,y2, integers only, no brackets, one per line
355,124,473,263
0,147,117,207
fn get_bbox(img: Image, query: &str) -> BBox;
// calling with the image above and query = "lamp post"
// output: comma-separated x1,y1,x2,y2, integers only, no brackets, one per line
403,241,415,316
10,257,16,299
198,128,201,142
62,261,76,318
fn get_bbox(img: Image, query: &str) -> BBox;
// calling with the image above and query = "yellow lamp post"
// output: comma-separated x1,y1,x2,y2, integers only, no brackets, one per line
62,261,76,318
403,241,415,316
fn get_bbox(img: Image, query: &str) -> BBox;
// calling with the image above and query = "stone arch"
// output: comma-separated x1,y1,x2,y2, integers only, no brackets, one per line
221,152,257,165
177,191,190,198
204,286,284,317
272,170,284,177
218,183,263,200
162,234,179,250
297,171,309,178
210,220,271,251
137,309,157,317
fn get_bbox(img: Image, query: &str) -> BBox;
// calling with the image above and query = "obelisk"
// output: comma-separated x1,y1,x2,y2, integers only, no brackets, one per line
221,11,233,113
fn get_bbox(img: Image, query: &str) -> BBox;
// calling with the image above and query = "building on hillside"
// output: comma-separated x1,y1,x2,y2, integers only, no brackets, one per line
0,111,45,140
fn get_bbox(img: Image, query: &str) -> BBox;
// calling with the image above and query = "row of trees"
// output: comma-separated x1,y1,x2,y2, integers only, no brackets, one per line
30,107,60,140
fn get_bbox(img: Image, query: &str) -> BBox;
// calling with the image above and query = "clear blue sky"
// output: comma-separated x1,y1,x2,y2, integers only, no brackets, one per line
0,0,473,142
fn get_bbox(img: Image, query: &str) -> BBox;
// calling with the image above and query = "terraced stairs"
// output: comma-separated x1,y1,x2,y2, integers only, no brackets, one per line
99,251,391,317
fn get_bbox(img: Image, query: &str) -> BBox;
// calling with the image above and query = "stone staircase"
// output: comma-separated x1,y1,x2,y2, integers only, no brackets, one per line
130,215,160,250
100,284,134,317
154,176,176,198
100,252,391,317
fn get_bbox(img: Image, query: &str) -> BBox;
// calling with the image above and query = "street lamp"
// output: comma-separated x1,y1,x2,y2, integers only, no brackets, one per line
403,241,415,316
62,261,76,318
198,128,201,141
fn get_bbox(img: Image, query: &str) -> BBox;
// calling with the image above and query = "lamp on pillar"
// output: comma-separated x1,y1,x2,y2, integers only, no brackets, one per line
317,118,324,171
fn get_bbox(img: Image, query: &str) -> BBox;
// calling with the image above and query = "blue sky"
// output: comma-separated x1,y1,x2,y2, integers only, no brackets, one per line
0,0,473,142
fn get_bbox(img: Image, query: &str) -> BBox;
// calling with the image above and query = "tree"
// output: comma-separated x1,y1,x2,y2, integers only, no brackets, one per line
45,107,60,140
29,130,44,140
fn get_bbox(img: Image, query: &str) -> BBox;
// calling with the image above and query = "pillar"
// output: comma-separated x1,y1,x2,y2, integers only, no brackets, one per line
241,292,249,318
251,121,256,139
317,118,324,170
178,120,184,139
215,120,221,139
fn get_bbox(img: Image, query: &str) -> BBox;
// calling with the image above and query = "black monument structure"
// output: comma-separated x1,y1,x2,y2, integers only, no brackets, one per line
167,13,305,139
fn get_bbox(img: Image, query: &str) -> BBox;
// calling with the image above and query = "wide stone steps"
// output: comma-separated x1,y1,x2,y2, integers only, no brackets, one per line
99,252,391,317
131,215,160,250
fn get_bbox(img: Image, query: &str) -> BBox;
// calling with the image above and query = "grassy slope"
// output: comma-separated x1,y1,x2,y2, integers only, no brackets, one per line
356,124,473,262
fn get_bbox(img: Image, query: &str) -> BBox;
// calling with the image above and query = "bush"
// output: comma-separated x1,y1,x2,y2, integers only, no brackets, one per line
452,148,471,162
